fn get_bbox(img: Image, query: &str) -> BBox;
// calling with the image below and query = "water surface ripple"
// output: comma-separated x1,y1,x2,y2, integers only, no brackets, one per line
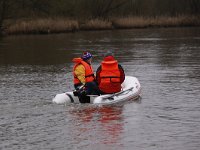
0,27,200,150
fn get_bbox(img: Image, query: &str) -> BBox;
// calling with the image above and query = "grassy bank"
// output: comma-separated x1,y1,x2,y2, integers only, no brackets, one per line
4,16,200,35
112,16,200,28
5,18,79,34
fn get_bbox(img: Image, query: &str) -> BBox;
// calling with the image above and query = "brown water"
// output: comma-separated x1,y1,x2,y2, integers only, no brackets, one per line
0,28,200,150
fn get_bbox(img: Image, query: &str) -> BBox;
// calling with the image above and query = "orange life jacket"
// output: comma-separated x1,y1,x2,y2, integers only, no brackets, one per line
99,60,121,93
72,58,95,84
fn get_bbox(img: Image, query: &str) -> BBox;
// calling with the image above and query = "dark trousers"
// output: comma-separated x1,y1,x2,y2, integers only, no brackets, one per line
74,81,100,103
85,81,100,95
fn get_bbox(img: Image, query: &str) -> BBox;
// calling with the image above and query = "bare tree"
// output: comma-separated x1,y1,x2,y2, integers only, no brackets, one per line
78,0,130,19
189,0,200,15
0,0,7,33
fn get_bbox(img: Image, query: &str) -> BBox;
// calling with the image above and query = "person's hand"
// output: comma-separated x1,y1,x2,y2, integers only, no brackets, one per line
77,83,85,90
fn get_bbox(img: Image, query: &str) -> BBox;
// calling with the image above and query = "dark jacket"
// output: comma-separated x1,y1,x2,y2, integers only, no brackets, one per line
96,56,125,94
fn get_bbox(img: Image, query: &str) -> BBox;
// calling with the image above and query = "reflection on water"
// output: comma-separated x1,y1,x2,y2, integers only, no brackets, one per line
0,27,200,150
66,105,124,149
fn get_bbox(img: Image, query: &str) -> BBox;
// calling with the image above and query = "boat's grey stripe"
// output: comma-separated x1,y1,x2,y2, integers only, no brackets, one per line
66,93,74,103
103,87,133,100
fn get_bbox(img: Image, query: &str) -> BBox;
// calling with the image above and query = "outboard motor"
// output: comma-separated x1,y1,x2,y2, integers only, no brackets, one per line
73,85,90,103
73,85,87,96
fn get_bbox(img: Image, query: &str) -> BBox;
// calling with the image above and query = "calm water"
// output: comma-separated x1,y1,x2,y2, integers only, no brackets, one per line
0,28,200,150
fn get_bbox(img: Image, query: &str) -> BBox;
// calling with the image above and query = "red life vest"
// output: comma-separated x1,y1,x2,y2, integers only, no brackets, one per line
72,58,95,84
99,59,121,93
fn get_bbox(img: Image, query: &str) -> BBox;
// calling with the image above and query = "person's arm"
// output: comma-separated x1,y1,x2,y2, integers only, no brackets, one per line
118,64,125,83
96,66,101,85
74,64,86,84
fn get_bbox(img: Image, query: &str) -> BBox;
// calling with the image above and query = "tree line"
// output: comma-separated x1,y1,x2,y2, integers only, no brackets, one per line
1,0,200,34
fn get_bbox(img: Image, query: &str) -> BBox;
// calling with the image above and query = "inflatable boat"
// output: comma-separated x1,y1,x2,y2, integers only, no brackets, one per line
52,76,141,105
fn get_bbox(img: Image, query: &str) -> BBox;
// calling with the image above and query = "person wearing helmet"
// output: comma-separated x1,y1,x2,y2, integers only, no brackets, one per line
72,52,100,103
96,52,125,94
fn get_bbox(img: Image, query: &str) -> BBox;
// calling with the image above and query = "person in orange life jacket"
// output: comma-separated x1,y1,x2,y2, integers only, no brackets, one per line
73,52,100,103
96,52,125,94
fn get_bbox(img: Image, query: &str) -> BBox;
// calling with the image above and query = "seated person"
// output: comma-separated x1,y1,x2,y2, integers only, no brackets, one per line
96,52,125,94
73,52,100,103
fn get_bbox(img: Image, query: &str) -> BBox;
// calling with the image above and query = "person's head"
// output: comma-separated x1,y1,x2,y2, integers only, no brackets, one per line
103,51,114,61
81,52,92,63
104,51,113,57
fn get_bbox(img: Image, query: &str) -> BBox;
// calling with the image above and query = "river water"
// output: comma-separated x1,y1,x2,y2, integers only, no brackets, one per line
0,27,200,150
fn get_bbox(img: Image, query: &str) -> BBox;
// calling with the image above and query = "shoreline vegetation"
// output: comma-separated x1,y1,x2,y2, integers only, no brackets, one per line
3,15,200,35
1,0,200,36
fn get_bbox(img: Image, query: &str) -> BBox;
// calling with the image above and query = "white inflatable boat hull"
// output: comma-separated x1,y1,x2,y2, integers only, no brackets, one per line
52,76,141,105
